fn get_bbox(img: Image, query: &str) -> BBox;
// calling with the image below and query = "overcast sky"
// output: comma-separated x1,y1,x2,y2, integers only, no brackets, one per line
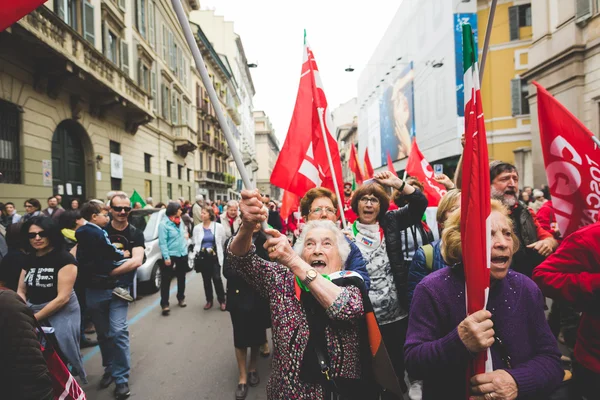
198,0,401,143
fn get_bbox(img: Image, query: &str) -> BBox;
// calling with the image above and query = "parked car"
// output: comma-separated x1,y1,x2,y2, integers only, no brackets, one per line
129,208,194,294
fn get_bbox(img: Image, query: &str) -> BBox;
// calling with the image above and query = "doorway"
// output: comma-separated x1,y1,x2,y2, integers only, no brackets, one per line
52,120,87,209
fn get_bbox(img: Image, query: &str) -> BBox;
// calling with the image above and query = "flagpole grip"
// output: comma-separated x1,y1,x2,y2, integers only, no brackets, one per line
171,0,270,233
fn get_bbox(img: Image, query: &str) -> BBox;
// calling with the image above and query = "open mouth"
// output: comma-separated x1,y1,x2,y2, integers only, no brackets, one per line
491,256,509,264
311,260,326,268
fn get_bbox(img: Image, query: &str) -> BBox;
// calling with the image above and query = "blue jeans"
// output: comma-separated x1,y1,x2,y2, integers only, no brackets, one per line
86,288,131,384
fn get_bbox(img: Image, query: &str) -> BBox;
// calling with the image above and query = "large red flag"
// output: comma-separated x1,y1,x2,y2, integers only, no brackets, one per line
270,37,345,207
534,81,600,236
461,24,492,381
405,143,446,206
386,151,399,177
349,143,364,184
279,190,300,221
0,0,46,32
364,148,375,179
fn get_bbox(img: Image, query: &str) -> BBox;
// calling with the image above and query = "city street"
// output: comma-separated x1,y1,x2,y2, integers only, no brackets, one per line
81,273,270,400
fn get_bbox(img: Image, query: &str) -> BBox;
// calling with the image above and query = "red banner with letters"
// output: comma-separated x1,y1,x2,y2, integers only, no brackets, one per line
534,81,600,237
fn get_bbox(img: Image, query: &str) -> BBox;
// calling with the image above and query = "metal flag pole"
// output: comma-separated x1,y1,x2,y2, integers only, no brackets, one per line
479,0,498,82
171,0,270,231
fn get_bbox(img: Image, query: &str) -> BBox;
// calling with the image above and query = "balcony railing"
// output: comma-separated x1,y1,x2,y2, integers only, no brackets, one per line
195,170,228,185
19,6,151,115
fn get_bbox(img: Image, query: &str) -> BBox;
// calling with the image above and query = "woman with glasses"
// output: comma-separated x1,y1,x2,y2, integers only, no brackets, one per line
21,198,42,223
16,216,87,382
349,171,427,395
299,187,371,290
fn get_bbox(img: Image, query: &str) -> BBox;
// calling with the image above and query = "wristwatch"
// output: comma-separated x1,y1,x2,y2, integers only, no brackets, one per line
303,268,318,286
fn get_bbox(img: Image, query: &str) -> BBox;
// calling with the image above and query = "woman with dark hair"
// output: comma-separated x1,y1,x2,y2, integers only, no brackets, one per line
70,198,80,210
349,171,428,395
155,202,167,209
192,206,226,310
158,202,189,315
16,216,87,382
0,223,27,291
22,198,42,223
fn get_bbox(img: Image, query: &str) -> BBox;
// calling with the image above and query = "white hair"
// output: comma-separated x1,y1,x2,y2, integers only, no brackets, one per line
226,200,239,208
195,194,204,202
146,197,153,204
293,220,351,266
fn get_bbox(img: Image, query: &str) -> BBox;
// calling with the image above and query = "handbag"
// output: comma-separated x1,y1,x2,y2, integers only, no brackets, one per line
35,321,86,400
194,223,218,273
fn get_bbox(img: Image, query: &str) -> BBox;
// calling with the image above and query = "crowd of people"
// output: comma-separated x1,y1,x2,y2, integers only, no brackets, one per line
0,156,597,400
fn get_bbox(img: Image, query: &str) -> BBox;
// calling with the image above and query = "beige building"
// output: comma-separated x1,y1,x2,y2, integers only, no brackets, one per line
253,110,280,199
333,98,358,184
523,0,600,186
0,0,201,209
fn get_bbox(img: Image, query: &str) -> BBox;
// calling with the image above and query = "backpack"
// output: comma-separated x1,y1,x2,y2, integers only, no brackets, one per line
422,243,434,271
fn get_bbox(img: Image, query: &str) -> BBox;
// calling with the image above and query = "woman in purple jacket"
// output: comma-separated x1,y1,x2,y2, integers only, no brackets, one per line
405,200,563,400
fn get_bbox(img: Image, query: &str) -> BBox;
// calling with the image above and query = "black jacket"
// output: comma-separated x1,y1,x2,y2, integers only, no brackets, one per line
75,223,124,288
0,289,54,400
382,189,428,311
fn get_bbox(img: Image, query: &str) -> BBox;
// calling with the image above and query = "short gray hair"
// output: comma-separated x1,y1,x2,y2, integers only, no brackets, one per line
146,197,153,204
195,194,204,202
293,220,351,266
226,200,239,209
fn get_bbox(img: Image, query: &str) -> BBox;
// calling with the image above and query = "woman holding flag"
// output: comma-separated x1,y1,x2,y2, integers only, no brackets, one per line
349,171,428,394
404,200,563,399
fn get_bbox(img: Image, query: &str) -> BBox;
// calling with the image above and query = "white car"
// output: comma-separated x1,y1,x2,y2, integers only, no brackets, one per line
130,209,194,294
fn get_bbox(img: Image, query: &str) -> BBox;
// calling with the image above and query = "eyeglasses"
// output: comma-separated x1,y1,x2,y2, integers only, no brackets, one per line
112,206,132,213
28,231,49,239
359,196,380,205
310,207,337,216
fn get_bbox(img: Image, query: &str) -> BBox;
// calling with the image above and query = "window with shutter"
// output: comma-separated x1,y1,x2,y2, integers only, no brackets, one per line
511,78,522,116
182,101,188,125
56,0,68,24
174,43,179,74
121,41,129,75
162,24,167,61
151,69,157,112
169,31,174,70
171,91,177,124
576,0,592,22
119,0,126,11
148,1,155,48
161,84,169,119
508,6,519,41
137,0,146,38
83,1,95,45
521,80,530,115
196,84,200,108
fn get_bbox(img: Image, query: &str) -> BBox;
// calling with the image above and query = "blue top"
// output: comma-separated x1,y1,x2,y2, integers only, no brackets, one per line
158,219,187,260
407,240,447,308
201,227,215,249
405,268,563,399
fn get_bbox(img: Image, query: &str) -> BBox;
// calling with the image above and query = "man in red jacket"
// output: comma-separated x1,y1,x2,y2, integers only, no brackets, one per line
532,222,600,399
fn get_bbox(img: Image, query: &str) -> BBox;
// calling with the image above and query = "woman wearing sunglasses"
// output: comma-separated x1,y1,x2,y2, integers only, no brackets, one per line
17,216,87,383
349,170,427,396
21,198,42,223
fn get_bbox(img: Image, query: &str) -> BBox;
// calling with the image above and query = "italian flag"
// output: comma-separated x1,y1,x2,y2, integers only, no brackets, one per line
461,24,493,381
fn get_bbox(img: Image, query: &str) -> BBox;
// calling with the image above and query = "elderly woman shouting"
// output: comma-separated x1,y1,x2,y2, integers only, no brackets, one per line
404,200,563,400
228,189,402,400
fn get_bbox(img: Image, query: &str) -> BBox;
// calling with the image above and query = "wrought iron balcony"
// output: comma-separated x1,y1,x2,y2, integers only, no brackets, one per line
195,170,229,186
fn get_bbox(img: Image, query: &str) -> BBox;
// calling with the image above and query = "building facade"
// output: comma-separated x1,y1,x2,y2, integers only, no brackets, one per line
523,0,600,187
0,0,200,208
332,98,358,184
253,110,280,199
479,0,534,187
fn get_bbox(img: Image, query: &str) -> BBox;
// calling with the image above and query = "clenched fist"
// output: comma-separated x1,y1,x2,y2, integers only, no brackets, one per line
458,309,495,353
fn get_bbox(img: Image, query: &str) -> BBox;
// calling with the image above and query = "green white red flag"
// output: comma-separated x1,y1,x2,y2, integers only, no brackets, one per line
270,35,345,206
461,24,492,381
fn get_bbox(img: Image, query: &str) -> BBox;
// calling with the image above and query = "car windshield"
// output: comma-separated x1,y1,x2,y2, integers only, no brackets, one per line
143,209,166,242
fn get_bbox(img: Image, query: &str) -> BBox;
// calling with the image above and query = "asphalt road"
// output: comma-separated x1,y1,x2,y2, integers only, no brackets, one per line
81,272,270,400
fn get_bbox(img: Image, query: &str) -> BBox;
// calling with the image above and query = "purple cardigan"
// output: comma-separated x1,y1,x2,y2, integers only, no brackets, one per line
405,267,563,399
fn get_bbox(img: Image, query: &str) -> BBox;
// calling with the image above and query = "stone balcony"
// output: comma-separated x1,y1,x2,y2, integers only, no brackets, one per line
15,6,152,133
173,125,198,157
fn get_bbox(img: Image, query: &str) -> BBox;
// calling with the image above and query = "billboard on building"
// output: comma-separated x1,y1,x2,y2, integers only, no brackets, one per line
379,63,416,163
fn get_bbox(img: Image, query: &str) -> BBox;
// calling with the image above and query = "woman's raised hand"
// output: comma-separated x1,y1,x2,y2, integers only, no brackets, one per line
373,171,403,190
239,189,268,227
263,228,300,269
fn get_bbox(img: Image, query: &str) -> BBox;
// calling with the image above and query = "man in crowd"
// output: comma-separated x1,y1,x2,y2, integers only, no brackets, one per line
87,194,145,399
489,161,557,277
55,194,64,209
42,196,64,222
2,202,21,227
144,197,154,209
220,200,242,241
192,194,205,226
533,221,600,398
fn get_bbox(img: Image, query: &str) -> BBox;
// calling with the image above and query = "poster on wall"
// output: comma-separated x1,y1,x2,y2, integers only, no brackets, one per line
379,62,416,165
42,160,52,187
110,153,123,179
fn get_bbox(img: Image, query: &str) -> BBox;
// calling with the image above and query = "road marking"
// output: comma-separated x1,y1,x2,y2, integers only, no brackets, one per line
83,273,198,364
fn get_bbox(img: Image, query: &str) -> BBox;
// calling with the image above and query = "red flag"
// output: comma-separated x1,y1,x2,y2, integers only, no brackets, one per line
386,152,398,177
0,0,46,32
364,148,375,179
534,81,600,236
280,190,300,221
461,24,491,379
270,37,345,207
349,143,364,184
405,143,446,206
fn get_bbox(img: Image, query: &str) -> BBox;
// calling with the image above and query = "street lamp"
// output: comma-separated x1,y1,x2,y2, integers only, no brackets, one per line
345,65,355,72
247,63,258,68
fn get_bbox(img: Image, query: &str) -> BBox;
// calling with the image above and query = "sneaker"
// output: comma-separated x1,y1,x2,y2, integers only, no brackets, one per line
113,287,134,302
161,306,170,316
99,372,114,389
178,300,187,308
114,382,130,399
80,336,98,348
235,383,248,400
248,371,260,387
